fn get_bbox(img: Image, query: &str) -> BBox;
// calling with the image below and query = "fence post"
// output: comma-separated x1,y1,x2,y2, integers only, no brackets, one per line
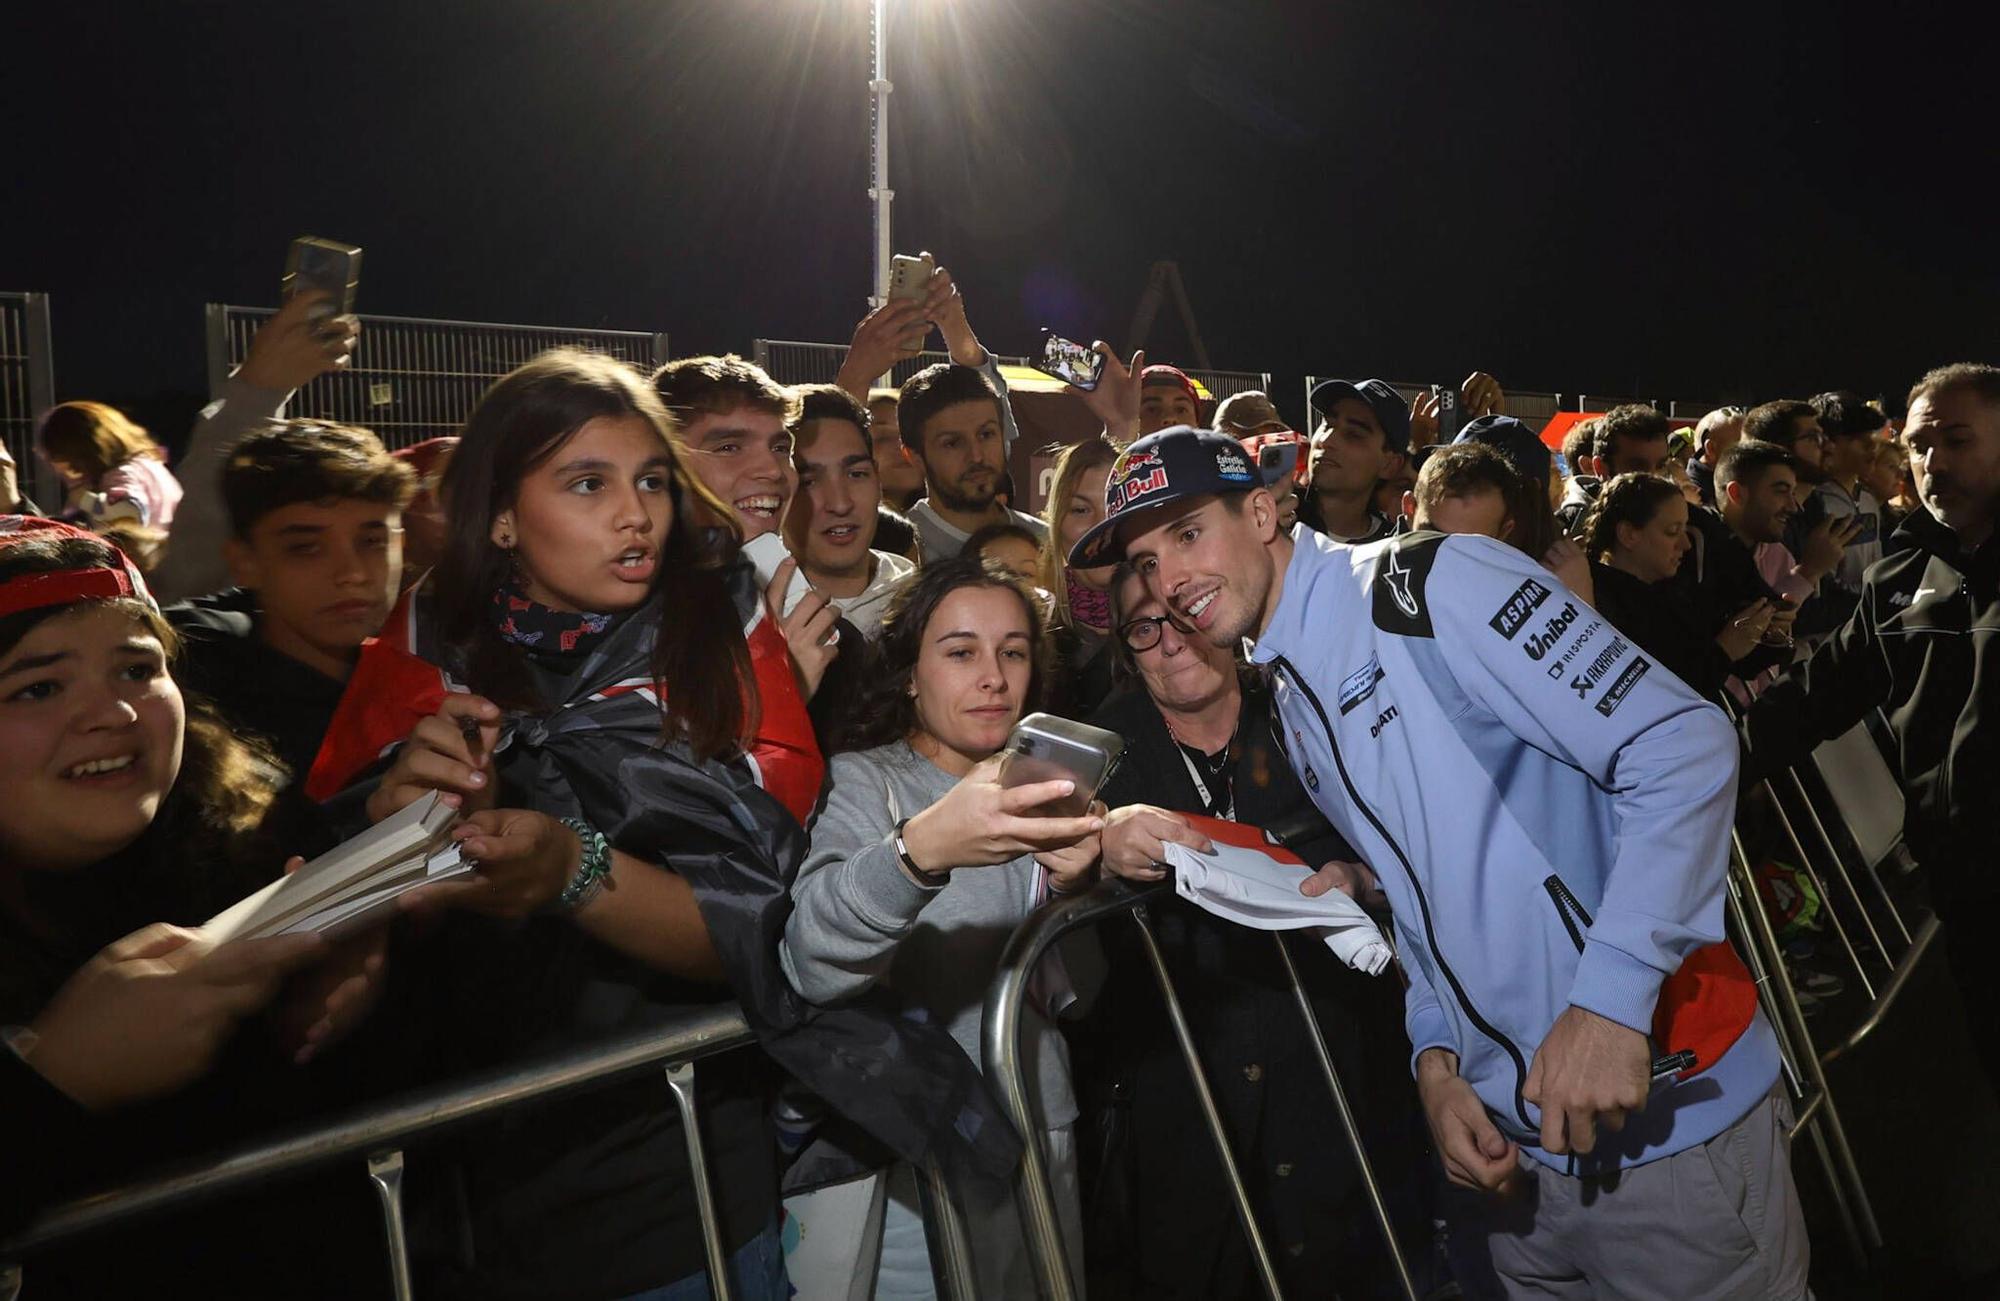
203,303,233,403
17,293,57,508
650,332,672,370
915,1155,979,1300
364,1149,415,1301
752,339,770,373
663,1060,733,1301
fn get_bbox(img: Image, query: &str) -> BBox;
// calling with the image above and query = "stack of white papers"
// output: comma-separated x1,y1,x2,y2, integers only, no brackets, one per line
1164,837,1394,975
205,792,469,941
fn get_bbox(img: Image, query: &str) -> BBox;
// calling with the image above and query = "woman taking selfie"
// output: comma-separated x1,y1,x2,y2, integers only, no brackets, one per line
0,520,395,1296
781,555,1105,1297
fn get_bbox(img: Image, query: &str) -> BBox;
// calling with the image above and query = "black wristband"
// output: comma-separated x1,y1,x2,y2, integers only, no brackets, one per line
893,817,949,887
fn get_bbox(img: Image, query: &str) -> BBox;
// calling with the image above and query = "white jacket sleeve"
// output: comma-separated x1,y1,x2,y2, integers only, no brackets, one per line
151,375,293,602
1427,535,1740,1035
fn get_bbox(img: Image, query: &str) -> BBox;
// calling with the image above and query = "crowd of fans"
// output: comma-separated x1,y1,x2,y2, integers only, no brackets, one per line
2,253,1995,1301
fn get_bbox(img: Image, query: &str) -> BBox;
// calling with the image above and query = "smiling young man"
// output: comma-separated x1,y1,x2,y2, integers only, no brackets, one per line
1070,426,1806,1298
651,354,798,541
168,421,413,782
784,384,914,638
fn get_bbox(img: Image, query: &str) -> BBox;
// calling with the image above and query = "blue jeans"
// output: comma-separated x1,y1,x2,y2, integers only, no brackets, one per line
617,1220,790,1301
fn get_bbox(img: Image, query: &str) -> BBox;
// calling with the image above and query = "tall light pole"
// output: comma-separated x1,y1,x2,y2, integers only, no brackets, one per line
868,0,894,307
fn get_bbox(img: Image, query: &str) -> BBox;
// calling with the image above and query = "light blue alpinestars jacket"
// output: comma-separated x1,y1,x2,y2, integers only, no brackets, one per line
1250,526,1780,1173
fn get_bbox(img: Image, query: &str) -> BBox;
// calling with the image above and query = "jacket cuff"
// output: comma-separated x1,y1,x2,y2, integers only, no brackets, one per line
1404,1001,1456,1077
217,372,296,416
1567,937,1668,1035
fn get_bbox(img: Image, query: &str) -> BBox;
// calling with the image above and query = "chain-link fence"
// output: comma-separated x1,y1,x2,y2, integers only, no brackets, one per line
206,306,669,451
0,293,56,508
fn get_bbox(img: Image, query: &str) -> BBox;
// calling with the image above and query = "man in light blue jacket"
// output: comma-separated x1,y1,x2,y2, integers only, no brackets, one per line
1072,426,1808,1299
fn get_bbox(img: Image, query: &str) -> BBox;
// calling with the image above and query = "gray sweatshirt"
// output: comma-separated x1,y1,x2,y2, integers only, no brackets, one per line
780,741,1076,1130
152,374,294,602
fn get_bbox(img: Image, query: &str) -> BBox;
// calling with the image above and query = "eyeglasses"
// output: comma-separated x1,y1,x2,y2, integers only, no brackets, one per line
1119,613,1192,652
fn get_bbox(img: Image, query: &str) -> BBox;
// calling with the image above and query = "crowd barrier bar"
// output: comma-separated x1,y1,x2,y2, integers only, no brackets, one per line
4,1007,761,1300
0,291,57,509
981,878,1419,1301
1727,829,1884,1261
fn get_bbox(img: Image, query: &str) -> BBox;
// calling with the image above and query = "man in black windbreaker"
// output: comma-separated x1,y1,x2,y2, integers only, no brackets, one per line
1742,363,2000,1083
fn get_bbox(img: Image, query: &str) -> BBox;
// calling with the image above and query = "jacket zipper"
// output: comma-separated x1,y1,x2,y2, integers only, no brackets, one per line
1271,654,1535,1132
1543,874,1594,953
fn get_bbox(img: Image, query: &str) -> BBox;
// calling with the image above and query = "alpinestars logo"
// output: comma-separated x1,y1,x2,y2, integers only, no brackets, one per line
1489,578,1552,640
1383,548,1420,619
1523,603,1581,661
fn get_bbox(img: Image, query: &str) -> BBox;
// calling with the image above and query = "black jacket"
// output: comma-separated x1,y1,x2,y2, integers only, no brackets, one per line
1743,508,2000,906
167,588,348,783
1589,562,1737,703
1075,680,1427,1300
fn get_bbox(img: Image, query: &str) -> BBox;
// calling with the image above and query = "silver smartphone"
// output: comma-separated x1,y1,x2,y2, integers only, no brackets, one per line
284,236,362,325
998,712,1123,817
886,252,935,303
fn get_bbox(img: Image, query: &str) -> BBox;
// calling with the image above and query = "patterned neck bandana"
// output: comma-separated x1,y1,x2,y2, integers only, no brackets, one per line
489,582,613,655
1066,574,1113,631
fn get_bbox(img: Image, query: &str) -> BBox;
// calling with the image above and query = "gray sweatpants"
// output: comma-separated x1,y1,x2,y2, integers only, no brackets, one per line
1484,1086,1812,1300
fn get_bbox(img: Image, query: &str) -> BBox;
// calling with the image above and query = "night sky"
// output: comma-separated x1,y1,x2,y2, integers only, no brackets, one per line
7,1,1997,440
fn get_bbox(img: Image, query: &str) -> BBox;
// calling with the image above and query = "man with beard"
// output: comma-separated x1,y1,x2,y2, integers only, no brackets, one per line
1298,379,1406,543
1743,365,2000,1098
1071,427,1806,1299
898,317,1046,562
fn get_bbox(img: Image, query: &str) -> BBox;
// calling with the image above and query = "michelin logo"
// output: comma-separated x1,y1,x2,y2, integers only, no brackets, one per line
1594,657,1651,717
1489,578,1552,640
1523,603,1581,661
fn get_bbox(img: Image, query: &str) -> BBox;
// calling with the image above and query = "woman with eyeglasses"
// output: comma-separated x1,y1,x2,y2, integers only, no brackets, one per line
1077,564,1444,1299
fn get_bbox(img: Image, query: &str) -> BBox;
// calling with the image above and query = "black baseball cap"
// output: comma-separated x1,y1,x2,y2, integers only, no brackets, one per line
1308,378,1411,454
1455,414,1553,489
1067,426,1285,568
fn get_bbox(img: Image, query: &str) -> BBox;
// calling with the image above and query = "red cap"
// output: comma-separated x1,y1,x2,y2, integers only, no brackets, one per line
0,516,154,619
1140,364,1201,411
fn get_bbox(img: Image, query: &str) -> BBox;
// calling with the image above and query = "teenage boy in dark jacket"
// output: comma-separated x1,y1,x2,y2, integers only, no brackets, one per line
1742,363,2000,1084
169,421,413,782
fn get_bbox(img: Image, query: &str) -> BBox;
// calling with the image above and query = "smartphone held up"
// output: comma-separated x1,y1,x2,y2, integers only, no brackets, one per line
1032,330,1107,391
284,236,362,328
998,713,1123,817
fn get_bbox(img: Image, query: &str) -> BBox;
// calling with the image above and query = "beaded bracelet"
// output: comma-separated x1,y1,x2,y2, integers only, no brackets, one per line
558,817,613,910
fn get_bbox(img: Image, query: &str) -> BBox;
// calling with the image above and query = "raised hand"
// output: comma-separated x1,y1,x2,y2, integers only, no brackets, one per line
1073,343,1145,443
366,693,504,822
767,557,840,699
835,298,932,401
238,290,361,391
900,754,1107,877
1797,512,1864,581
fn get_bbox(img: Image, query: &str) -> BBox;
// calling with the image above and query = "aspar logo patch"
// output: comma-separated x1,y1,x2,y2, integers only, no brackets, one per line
1569,635,1631,699
1523,603,1581,661
1338,656,1385,715
1489,578,1552,640
1594,656,1651,716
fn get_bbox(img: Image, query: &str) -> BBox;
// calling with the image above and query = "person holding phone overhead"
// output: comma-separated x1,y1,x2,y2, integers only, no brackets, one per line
780,554,1105,1298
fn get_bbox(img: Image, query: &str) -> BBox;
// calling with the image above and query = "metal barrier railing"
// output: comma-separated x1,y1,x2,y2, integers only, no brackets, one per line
6,1005,906,1301
982,878,1418,1301
205,305,670,452
0,291,57,508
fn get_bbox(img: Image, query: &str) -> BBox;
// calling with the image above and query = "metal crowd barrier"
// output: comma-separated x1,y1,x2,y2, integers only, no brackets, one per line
982,878,1419,1301
4,1007,777,1301
206,305,670,451
0,291,57,509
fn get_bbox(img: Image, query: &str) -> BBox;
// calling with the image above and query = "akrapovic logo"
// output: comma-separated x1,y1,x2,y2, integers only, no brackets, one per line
1569,635,1630,699
1489,578,1552,640
1595,656,1651,717
1523,603,1580,661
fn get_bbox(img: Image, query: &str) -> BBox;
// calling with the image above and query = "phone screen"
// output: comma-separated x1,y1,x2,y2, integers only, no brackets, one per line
284,237,362,322
1038,332,1106,391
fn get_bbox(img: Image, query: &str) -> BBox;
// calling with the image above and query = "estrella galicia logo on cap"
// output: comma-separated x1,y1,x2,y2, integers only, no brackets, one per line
1214,447,1254,483
1489,577,1551,640
1109,447,1169,510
